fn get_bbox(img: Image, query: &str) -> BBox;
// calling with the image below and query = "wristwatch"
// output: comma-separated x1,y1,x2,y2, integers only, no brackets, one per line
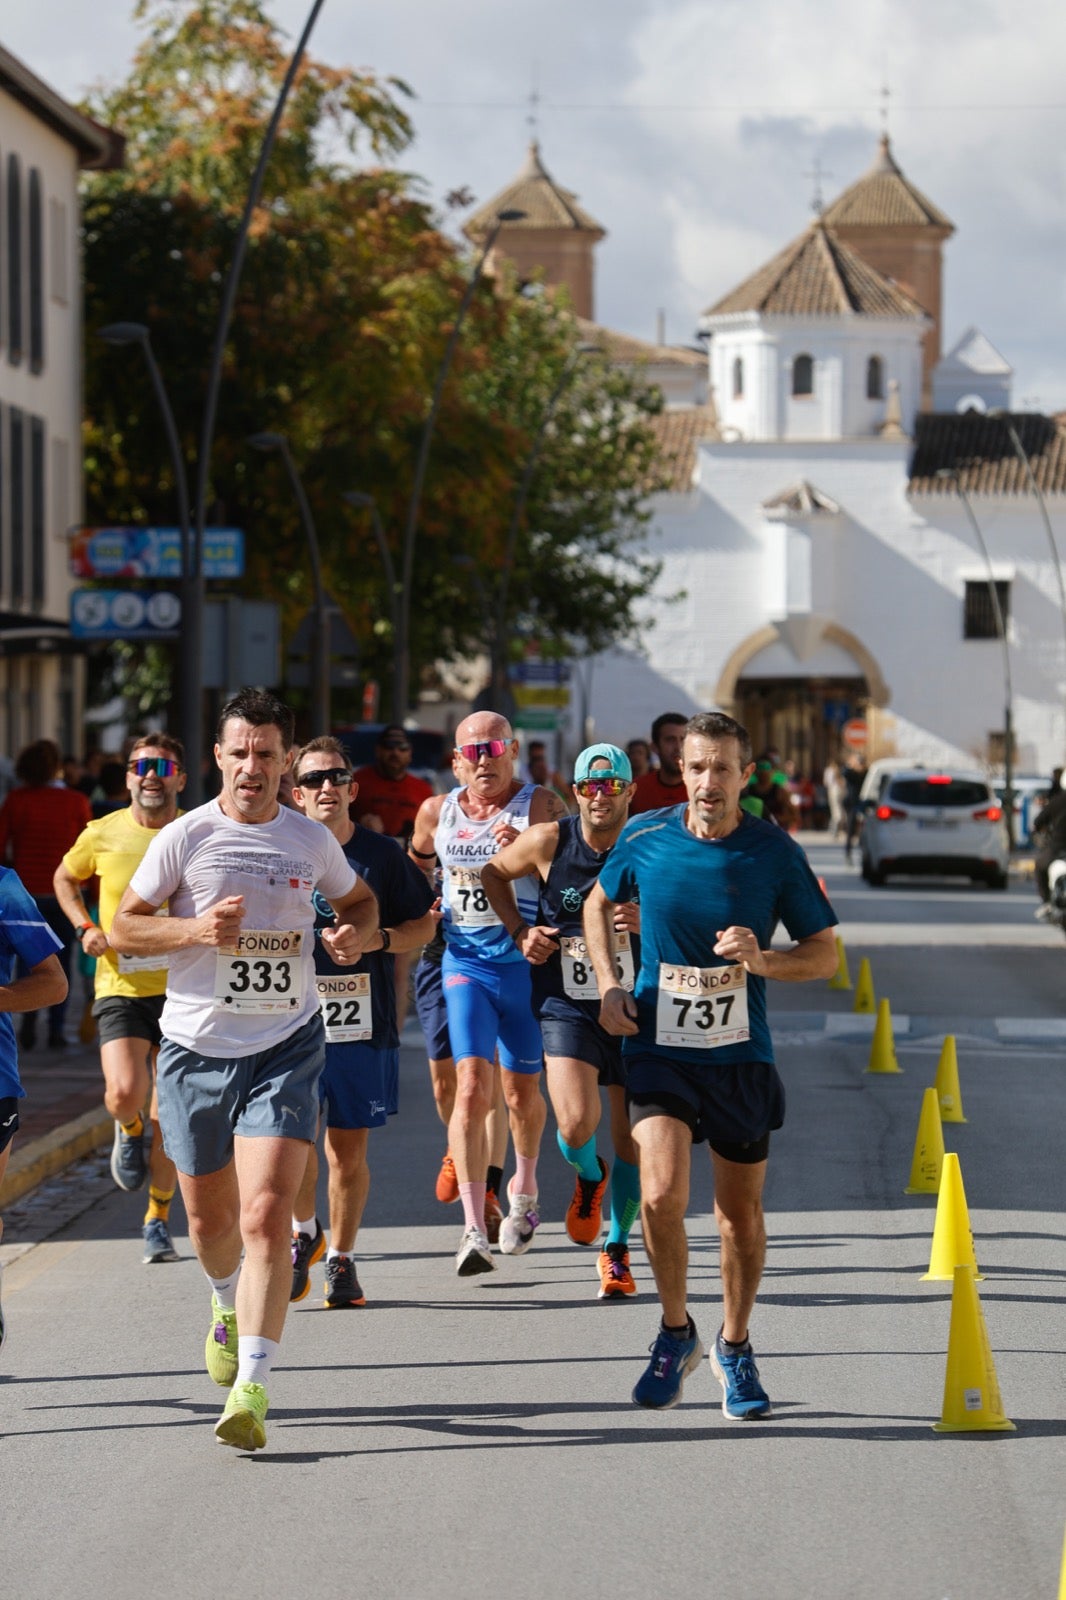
76,923,94,942
379,928,392,953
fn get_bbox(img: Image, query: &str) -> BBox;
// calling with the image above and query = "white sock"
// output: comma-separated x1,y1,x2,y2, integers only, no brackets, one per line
326,1247,354,1262
293,1215,317,1237
205,1267,241,1312
236,1334,279,1388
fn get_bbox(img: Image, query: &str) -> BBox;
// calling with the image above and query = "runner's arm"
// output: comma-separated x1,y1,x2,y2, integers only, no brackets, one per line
583,880,638,1034
529,785,569,825
53,859,110,959
408,794,445,883
712,923,837,981
366,902,441,955
481,823,560,961
111,887,246,952
0,953,67,1014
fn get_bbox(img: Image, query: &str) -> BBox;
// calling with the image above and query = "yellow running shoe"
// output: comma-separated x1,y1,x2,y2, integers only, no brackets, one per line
205,1294,238,1388
215,1381,268,1451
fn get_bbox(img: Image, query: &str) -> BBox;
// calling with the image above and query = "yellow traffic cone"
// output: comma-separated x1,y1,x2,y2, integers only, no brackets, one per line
921,1152,983,1281
866,997,902,1074
935,1035,967,1123
853,957,875,1013
828,934,852,991
905,1086,945,1193
932,1264,1015,1432
1057,1523,1066,1600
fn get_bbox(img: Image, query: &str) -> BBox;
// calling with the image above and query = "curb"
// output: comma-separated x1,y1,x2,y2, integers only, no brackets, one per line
0,1111,112,1209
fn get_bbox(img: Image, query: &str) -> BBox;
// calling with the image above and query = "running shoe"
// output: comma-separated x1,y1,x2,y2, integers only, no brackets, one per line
215,1380,269,1451
455,1225,495,1276
484,1187,503,1246
110,1120,148,1192
632,1322,704,1409
324,1255,366,1308
566,1155,609,1246
142,1218,180,1264
597,1243,637,1299
499,1182,540,1256
436,1150,460,1204
290,1219,326,1302
710,1332,772,1419
205,1294,238,1388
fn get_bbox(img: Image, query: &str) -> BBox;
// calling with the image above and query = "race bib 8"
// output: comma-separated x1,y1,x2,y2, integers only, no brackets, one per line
214,930,305,1013
118,951,170,975
316,973,372,1042
447,866,499,929
655,963,749,1049
561,931,635,1000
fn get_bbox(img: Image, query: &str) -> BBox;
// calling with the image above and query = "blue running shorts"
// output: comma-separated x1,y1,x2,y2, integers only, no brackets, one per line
319,1043,399,1130
442,949,542,1074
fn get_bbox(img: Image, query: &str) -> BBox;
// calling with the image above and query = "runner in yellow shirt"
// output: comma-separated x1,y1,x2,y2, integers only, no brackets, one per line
54,734,186,1262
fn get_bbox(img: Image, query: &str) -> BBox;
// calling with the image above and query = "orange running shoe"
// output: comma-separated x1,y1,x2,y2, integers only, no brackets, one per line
484,1187,503,1246
566,1155,609,1246
597,1243,637,1299
436,1150,460,1204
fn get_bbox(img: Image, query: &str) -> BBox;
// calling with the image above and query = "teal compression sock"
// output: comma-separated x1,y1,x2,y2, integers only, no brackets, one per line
606,1156,641,1246
556,1129,602,1182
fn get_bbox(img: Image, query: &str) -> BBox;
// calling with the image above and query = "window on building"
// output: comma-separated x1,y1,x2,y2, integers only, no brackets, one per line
30,416,45,608
10,407,24,605
51,435,70,544
28,170,43,373
866,355,884,400
732,356,744,399
792,353,813,397
963,579,1010,639
49,197,69,305
7,153,22,366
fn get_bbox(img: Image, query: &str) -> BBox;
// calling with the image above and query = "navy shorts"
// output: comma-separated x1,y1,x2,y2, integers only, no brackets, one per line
93,994,165,1048
413,958,450,1061
0,1096,19,1155
442,950,542,1075
625,1050,783,1162
539,1009,626,1089
319,1043,399,1130
156,1012,325,1176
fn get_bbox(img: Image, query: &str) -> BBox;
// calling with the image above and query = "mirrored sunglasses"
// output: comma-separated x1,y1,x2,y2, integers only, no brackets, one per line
296,767,352,790
455,739,509,762
575,777,627,798
127,757,181,778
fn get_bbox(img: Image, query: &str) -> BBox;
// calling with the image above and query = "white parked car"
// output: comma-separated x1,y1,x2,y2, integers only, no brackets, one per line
860,769,1010,888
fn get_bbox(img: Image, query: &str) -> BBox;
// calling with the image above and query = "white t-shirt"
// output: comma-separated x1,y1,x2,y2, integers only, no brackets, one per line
128,799,359,1058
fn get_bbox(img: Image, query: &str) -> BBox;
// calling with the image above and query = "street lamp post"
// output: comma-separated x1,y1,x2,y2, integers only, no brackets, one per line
393,207,526,721
249,433,330,735
98,321,197,770
989,410,1066,737
938,468,1015,847
343,491,400,718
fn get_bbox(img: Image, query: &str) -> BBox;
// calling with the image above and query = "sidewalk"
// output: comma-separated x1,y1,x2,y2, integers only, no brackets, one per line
0,1022,110,1208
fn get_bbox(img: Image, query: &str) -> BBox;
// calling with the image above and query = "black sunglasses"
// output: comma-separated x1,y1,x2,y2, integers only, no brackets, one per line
296,767,353,789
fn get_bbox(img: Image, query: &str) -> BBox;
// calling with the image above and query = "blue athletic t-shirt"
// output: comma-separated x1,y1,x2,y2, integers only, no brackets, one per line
312,829,433,1050
0,866,64,1098
597,806,835,1068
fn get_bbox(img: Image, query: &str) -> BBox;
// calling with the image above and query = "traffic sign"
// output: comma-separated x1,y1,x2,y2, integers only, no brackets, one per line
842,718,868,750
512,684,571,709
69,526,244,580
70,588,181,639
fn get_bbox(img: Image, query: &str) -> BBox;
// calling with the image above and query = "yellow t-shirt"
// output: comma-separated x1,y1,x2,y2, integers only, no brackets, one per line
62,806,179,999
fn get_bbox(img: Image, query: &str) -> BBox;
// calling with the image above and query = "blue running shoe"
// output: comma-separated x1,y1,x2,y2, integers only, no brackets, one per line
711,1333,772,1419
110,1120,148,1192
632,1323,704,1409
142,1218,180,1264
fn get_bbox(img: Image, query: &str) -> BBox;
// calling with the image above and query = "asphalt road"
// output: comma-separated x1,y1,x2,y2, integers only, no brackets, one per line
3,839,1066,1600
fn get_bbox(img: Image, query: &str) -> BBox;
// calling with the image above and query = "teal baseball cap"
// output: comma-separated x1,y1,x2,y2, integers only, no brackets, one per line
574,743,632,783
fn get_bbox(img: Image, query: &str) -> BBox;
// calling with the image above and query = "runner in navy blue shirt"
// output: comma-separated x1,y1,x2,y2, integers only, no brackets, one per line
289,737,437,1309
584,711,837,1419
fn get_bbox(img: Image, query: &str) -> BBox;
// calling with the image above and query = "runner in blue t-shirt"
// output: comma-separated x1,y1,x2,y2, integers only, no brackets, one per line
0,865,69,1352
584,711,837,1420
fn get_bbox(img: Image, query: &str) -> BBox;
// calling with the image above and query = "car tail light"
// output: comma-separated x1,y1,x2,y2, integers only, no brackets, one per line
972,805,1003,821
927,774,952,785
876,804,907,821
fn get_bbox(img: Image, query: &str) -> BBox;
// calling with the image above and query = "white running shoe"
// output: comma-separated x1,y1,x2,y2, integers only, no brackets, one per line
499,1188,540,1256
455,1226,495,1276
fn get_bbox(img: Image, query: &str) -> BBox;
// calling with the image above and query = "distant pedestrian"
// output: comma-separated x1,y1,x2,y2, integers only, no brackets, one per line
630,714,689,814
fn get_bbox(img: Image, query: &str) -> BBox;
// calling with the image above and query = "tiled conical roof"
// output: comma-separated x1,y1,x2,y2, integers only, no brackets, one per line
463,141,605,238
821,135,954,232
703,219,927,320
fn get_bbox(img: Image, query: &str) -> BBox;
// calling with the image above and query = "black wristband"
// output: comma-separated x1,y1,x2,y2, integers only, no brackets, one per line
409,844,436,861
510,923,528,945
379,927,392,953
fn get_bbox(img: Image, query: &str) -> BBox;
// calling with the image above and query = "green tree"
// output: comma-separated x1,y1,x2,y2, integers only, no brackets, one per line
81,0,671,731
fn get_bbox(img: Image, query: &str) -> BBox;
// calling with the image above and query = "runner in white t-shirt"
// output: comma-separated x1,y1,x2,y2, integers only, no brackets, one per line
112,689,379,1453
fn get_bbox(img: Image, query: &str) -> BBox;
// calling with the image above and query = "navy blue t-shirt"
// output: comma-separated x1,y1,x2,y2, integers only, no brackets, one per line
312,829,433,1050
0,866,63,1098
597,806,835,1068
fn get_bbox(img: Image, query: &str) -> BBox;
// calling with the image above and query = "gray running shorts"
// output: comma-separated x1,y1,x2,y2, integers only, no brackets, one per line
156,1012,325,1176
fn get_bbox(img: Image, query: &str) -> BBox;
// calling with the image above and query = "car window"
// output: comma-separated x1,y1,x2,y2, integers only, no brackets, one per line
887,778,992,808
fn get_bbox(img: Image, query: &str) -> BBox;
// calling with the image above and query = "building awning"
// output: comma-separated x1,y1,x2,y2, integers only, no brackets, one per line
0,613,83,658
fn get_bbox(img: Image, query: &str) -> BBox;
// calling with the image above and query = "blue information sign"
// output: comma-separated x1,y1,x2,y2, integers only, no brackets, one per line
70,527,244,580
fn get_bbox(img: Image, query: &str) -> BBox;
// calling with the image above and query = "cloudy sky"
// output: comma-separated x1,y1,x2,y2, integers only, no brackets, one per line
7,0,1066,406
